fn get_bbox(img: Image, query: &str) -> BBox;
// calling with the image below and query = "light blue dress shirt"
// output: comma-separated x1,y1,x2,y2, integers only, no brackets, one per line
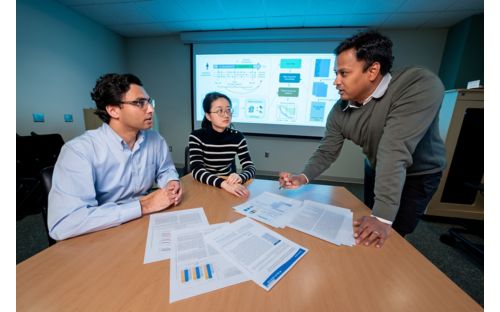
48,123,179,240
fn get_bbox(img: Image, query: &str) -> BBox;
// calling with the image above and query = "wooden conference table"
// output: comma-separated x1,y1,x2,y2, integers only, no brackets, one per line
17,175,482,312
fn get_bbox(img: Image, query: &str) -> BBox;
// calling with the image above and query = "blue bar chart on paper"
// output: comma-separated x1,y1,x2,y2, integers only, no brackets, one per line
181,263,214,283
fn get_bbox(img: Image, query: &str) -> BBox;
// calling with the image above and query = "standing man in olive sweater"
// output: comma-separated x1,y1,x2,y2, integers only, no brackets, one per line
279,31,445,248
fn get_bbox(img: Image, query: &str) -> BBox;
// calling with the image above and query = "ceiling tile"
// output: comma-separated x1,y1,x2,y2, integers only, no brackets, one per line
218,0,267,18
308,0,358,15
55,0,485,36
421,10,481,27
227,17,267,29
448,0,485,11
341,13,389,27
383,12,437,28
352,0,407,14
140,1,189,22
74,2,152,25
175,0,226,20
398,0,456,12
263,0,313,16
57,0,138,5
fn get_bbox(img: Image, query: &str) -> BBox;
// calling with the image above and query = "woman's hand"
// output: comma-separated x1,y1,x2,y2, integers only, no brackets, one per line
226,173,243,185
221,180,249,198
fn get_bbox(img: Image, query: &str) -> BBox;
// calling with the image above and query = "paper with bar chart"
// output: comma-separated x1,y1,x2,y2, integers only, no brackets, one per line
144,208,209,264
204,217,308,291
169,224,249,303
287,200,355,246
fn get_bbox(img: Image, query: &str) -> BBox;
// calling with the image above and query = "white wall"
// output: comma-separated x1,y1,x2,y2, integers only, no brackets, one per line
125,35,192,165
17,0,126,141
126,28,448,182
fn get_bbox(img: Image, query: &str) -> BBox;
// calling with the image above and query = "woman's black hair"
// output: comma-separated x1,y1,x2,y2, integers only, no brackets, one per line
201,92,232,129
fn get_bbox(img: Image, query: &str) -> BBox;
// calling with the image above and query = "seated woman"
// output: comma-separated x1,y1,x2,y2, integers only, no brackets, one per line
189,92,256,197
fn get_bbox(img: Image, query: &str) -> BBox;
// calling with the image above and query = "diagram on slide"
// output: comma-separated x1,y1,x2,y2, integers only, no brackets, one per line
196,54,340,128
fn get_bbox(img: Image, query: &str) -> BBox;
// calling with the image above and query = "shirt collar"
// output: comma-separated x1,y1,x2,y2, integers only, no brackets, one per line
342,73,392,111
102,123,145,151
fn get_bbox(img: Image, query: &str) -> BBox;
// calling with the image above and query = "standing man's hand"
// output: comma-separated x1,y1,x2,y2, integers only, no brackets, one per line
166,180,182,206
278,172,307,189
353,216,391,248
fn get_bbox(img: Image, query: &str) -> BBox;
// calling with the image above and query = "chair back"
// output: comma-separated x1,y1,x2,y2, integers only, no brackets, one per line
184,146,191,175
39,166,56,245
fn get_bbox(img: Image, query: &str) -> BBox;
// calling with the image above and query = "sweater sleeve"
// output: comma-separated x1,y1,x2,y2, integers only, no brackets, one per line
302,105,346,181
189,133,225,188
236,136,256,183
372,68,445,221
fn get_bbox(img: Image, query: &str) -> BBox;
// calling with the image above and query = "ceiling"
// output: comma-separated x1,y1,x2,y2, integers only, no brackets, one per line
56,0,484,37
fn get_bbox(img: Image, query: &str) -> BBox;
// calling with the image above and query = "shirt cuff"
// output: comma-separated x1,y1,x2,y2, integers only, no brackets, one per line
120,199,142,221
371,215,393,225
300,173,309,184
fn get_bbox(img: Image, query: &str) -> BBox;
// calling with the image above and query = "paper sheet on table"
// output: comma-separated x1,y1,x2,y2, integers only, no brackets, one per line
169,223,249,303
287,200,355,246
143,208,209,264
204,217,308,291
233,192,302,228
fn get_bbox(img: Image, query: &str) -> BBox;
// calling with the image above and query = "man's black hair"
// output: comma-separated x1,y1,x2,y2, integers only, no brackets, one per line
334,30,394,75
90,73,143,123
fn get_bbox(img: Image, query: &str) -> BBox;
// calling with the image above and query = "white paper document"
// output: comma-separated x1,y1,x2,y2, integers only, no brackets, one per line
144,208,209,264
204,217,308,291
169,224,249,303
233,192,302,228
288,200,355,246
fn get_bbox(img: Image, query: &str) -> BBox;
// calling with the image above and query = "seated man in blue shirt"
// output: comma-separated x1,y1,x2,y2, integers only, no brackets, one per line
48,73,182,240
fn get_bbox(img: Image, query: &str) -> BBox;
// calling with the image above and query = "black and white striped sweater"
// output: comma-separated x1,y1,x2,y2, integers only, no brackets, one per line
189,127,256,188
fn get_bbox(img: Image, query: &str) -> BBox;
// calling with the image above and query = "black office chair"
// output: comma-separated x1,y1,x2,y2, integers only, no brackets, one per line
184,146,191,176
17,135,42,219
440,183,483,266
17,133,65,220
438,108,483,266
40,166,56,246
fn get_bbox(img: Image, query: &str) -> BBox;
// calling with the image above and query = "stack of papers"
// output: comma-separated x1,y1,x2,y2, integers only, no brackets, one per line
144,208,209,263
233,193,355,247
144,209,308,303
144,192,356,303
288,200,355,246
233,192,302,228
204,217,308,292
169,223,249,303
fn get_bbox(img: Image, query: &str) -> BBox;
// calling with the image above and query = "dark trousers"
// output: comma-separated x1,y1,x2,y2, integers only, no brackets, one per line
363,159,442,237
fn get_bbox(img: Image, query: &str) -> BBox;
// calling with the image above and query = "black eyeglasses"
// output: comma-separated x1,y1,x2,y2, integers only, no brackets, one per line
120,98,155,110
210,108,233,117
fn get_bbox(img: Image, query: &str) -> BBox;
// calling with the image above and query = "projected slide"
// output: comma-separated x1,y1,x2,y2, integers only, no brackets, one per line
195,54,340,129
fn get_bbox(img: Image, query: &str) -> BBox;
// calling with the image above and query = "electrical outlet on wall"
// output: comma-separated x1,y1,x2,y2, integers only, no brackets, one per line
169,146,173,152
265,152,270,158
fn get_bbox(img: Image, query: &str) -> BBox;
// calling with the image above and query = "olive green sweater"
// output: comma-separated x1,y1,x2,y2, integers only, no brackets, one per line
302,67,446,222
